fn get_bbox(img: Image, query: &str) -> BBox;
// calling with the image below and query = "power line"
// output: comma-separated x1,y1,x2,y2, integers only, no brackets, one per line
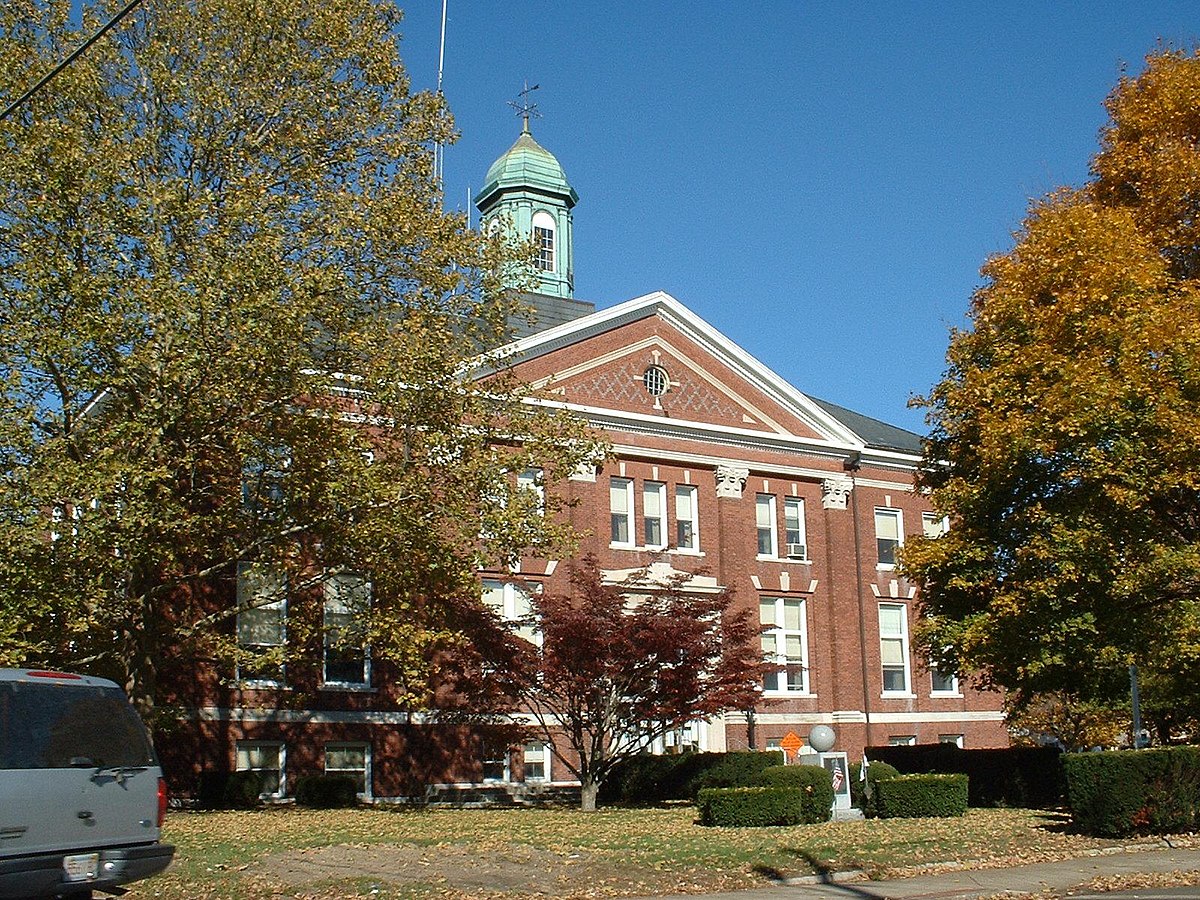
0,0,146,122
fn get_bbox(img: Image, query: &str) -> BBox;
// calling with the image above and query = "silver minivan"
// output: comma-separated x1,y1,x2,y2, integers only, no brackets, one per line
0,669,174,899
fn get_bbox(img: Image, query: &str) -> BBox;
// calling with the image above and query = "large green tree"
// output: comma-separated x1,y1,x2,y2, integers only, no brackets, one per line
905,49,1200,739
0,0,597,714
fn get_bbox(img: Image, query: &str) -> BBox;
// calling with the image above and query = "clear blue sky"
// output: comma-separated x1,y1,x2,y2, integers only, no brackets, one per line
396,2,1196,434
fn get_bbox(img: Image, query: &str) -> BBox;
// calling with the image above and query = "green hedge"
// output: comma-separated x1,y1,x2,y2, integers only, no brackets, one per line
697,786,803,827
755,765,834,823
866,744,1063,808
294,774,359,808
1063,746,1200,837
848,760,900,817
875,773,969,818
601,751,784,805
222,770,266,809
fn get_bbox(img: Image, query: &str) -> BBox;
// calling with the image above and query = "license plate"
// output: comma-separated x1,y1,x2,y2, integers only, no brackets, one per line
63,852,99,882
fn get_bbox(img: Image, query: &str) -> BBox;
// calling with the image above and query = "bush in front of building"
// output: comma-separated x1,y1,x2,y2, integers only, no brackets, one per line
222,771,267,809
696,785,803,827
755,765,834,823
602,750,784,805
849,760,900,817
866,744,1064,808
1063,746,1200,837
874,773,969,818
294,774,360,808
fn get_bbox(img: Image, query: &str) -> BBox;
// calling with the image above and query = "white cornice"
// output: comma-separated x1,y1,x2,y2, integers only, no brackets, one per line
520,395,922,477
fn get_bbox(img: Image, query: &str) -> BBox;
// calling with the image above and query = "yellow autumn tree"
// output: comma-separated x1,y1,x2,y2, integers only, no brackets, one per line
905,49,1200,742
0,0,599,714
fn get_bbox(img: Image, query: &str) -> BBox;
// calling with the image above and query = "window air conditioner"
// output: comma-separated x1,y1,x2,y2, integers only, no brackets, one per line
786,543,807,560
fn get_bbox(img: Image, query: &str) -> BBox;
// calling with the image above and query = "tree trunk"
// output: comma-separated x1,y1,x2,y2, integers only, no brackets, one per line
580,778,599,811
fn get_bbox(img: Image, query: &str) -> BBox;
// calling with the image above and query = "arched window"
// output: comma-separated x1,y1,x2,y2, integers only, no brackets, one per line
531,211,556,272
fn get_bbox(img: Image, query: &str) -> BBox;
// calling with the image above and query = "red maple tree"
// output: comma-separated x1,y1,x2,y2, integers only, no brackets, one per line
518,557,768,810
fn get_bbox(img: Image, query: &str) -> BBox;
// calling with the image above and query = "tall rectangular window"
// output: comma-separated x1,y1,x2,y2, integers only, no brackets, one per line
643,481,666,548
481,747,508,782
482,579,541,645
323,572,370,687
784,497,807,560
875,508,902,567
756,494,777,557
324,743,370,798
610,477,634,546
879,603,911,695
534,225,555,271
922,511,947,538
517,467,544,516
675,485,699,551
236,741,284,798
523,741,548,782
237,565,286,685
760,597,808,693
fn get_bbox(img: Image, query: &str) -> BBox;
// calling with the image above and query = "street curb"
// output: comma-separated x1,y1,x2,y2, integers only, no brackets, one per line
780,869,867,885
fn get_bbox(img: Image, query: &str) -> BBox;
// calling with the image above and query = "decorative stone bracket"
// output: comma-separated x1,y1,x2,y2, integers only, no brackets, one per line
715,465,749,499
821,475,853,510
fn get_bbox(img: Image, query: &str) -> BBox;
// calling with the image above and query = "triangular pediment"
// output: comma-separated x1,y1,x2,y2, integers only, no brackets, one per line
488,291,862,449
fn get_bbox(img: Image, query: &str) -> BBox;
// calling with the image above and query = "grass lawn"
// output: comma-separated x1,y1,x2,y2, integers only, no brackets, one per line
126,805,1191,900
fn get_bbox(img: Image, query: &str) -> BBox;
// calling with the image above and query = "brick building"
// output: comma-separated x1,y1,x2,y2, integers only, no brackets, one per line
160,122,1006,804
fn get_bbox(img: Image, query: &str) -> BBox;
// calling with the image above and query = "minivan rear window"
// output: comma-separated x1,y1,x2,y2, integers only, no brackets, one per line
0,682,155,769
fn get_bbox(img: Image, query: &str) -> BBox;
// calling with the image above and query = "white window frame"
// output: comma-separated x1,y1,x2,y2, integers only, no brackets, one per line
939,734,965,748
235,740,285,798
879,602,912,696
609,477,635,547
930,662,960,696
888,735,917,747
236,564,286,687
323,572,371,689
922,511,949,538
783,497,808,560
324,742,371,799
674,485,699,552
482,578,541,645
875,507,903,569
481,748,509,783
522,740,549,782
755,493,778,559
643,481,667,549
760,596,809,695
517,467,544,517
532,210,556,272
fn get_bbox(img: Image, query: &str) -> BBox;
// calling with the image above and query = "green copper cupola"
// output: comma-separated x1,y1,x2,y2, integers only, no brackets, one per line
476,119,578,299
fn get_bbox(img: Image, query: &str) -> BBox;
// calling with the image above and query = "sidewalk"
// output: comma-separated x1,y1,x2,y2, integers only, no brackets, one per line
634,845,1200,900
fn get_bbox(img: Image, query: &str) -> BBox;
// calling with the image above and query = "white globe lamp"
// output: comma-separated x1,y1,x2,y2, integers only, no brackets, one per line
808,724,836,753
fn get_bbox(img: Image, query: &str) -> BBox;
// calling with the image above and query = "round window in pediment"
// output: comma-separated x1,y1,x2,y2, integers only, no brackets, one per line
643,365,670,397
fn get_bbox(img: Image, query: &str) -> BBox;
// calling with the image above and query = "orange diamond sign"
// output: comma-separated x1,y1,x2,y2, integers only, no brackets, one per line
779,730,804,759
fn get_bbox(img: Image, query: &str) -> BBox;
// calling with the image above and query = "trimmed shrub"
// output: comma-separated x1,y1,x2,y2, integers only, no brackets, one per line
756,764,834,823
697,786,802,827
294,774,359,808
849,760,900,816
691,751,786,796
866,744,1064,808
602,750,784,805
875,773,969,818
1063,746,1200,837
222,770,266,809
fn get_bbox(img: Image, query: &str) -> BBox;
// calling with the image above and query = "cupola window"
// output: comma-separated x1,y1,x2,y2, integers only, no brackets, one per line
531,211,556,272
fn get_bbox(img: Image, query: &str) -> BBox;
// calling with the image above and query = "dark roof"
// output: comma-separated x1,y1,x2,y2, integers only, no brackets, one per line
809,396,924,456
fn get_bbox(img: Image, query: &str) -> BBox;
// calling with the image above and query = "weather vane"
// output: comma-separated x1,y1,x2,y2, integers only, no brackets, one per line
508,81,541,132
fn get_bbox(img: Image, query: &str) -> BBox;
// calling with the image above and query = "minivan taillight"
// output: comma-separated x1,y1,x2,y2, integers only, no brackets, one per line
157,777,168,827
